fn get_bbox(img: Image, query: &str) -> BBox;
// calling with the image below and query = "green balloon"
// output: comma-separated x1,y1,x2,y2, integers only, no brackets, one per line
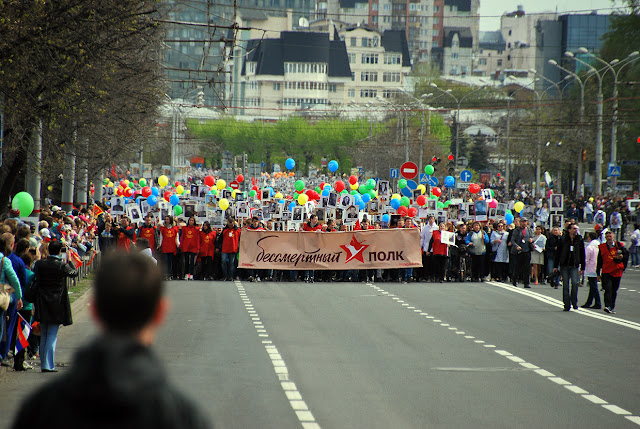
366,178,376,188
368,190,376,199
295,180,305,192
139,178,147,187
425,165,435,175
430,194,438,199
340,190,348,194
506,209,512,215
173,205,183,216
490,189,495,197
358,184,368,194
437,201,444,209
398,179,407,189
11,192,34,217
249,190,256,197
103,178,109,185
350,189,359,195
315,186,321,193
400,196,410,207
210,188,218,195
444,201,451,207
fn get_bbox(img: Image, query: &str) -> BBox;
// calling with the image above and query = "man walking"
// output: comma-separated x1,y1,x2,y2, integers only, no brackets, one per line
554,223,585,311
509,218,534,288
221,216,241,281
597,230,629,314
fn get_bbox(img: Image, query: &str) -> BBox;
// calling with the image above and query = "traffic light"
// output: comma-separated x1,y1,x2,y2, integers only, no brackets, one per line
447,154,455,174
431,156,441,173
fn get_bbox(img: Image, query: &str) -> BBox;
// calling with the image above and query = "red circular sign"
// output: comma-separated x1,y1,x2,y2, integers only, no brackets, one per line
230,181,239,190
400,162,418,179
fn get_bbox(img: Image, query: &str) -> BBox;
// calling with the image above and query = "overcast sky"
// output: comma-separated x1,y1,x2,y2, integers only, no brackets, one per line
478,0,623,31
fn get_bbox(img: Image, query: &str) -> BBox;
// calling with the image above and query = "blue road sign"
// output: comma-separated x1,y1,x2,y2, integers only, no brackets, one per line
607,165,621,177
261,161,266,168
400,180,417,197
406,179,417,190
419,173,429,184
427,176,439,187
390,168,399,178
460,169,472,182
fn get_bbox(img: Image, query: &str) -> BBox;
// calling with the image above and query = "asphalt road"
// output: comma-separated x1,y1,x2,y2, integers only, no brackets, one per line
1,267,639,428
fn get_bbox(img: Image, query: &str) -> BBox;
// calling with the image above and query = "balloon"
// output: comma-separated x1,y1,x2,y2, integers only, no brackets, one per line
425,165,434,175
366,178,376,188
322,189,330,197
176,185,184,195
334,181,345,192
209,188,218,196
398,179,407,189
444,176,455,187
432,187,441,197
120,180,128,188
298,194,308,205
142,186,152,197
11,192,34,217
107,182,114,187
362,193,371,203
103,178,109,185
416,195,426,206
417,184,426,194
288,202,296,211
285,158,295,170
323,185,331,191
368,190,377,199
391,193,401,200
514,201,525,212
444,201,451,207
249,190,256,198
236,174,244,183
408,207,418,217
219,198,230,210
400,196,410,207
314,186,321,193
139,178,147,187
151,187,159,197
382,214,390,223
350,189,359,195
437,201,444,209
124,188,133,198
173,205,183,216
489,200,498,209
505,212,515,224
350,183,359,190
275,192,283,199
158,175,169,188
146,195,158,206
490,189,495,198
468,183,481,194
216,179,226,190
390,199,401,209
328,160,339,172
397,206,408,216
204,175,214,187
506,209,512,215
169,194,180,206
163,191,172,201
349,175,358,185
589,197,594,202
295,180,305,192
358,184,368,194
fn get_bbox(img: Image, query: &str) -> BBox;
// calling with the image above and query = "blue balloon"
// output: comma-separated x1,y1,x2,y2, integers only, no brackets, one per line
362,193,371,203
505,212,514,224
390,198,401,209
288,202,296,211
322,189,330,197
358,201,366,210
147,195,158,206
382,214,390,223
151,187,159,197
278,199,285,204
285,158,295,170
323,184,331,191
445,176,455,187
267,187,274,197
328,160,339,172
169,194,179,206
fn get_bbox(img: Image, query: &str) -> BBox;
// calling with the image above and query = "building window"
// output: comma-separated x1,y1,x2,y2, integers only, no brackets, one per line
433,17,439,24
273,82,281,90
361,53,379,64
432,29,438,36
478,58,487,65
382,89,396,98
372,3,378,10
350,37,357,47
348,88,355,97
434,5,439,11
507,54,511,61
361,71,378,82
348,53,356,64
329,84,337,92
384,53,401,64
497,59,503,66
451,52,458,59
360,89,377,98
384,4,391,10
383,72,401,82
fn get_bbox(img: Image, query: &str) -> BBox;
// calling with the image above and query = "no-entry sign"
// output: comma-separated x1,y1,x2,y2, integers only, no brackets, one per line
400,162,418,179
230,181,240,190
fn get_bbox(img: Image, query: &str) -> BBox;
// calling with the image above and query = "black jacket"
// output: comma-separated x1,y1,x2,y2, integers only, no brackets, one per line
11,334,211,429
33,255,78,325
554,233,585,270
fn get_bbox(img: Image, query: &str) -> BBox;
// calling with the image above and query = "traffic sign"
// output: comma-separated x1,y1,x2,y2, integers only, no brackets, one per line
607,164,621,177
456,181,469,189
427,176,439,187
460,170,472,182
621,160,640,166
401,180,418,197
390,168,399,179
419,173,429,184
400,162,418,179
230,180,240,190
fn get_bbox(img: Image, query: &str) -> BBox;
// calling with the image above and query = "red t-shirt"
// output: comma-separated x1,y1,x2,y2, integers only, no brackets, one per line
222,226,241,253
180,225,200,254
138,225,156,249
117,227,136,252
199,230,217,258
302,222,322,231
160,226,179,254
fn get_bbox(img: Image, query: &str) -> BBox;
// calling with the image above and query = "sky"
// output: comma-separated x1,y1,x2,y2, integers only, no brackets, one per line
478,0,623,31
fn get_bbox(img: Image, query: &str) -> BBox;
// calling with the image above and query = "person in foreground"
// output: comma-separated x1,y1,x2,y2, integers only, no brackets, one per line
12,252,212,429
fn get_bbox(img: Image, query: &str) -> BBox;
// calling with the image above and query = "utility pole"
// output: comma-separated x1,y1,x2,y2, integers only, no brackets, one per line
505,98,511,197
76,138,89,207
405,109,409,162
62,128,77,212
26,120,43,215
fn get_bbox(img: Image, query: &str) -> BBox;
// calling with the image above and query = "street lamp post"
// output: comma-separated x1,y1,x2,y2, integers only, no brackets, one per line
398,90,432,173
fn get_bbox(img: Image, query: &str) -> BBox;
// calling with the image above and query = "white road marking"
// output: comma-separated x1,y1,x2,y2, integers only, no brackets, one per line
626,416,640,425
602,405,631,415
549,377,571,385
583,395,607,404
566,386,589,394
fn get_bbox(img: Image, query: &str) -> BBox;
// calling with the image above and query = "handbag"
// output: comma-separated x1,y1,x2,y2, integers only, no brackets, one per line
1,256,15,311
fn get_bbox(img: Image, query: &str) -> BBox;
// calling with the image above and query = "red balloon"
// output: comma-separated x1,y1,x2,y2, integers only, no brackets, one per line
335,181,345,192
204,175,214,187
397,206,408,216
236,174,244,183
416,195,426,206
468,183,481,194
305,189,314,197
120,180,127,188
174,181,181,187
319,182,325,189
141,186,152,197
116,187,123,196
432,187,442,197
124,187,133,197
163,191,172,201
252,185,259,191
349,175,358,185
408,207,418,217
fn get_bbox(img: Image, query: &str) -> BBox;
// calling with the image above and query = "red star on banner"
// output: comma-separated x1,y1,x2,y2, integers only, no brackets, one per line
340,236,369,263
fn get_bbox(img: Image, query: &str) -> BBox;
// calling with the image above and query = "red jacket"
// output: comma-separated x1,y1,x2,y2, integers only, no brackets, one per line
302,221,322,231
597,242,625,277
116,226,136,252
429,230,448,256
180,226,200,254
199,230,217,258
222,226,241,253
160,226,179,254
138,225,156,249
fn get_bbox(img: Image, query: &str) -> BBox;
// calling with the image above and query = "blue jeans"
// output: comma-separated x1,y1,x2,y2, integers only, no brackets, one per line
547,256,559,286
403,268,413,281
40,323,60,370
221,253,236,280
631,249,639,266
560,266,579,309
0,299,18,359
583,276,601,308
304,270,315,280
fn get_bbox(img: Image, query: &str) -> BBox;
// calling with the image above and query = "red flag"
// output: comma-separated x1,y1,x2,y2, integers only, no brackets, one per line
15,313,31,354
67,247,83,268
93,205,104,217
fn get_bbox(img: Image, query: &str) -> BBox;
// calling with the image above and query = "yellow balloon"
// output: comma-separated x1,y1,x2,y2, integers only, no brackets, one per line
391,193,401,200
158,175,169,188
275,192,283,199
219,198,229,210
417,184,426,195
107,183,114,187
350,183,359,190
216,179,226,190
514,201,524,212
175,185,184,195
231,189,239,198
298,193,309,205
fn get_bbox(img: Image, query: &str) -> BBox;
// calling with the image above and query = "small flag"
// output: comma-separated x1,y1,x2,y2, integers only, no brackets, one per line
93,205,104,217
15,313,31,355
67,247,84,268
